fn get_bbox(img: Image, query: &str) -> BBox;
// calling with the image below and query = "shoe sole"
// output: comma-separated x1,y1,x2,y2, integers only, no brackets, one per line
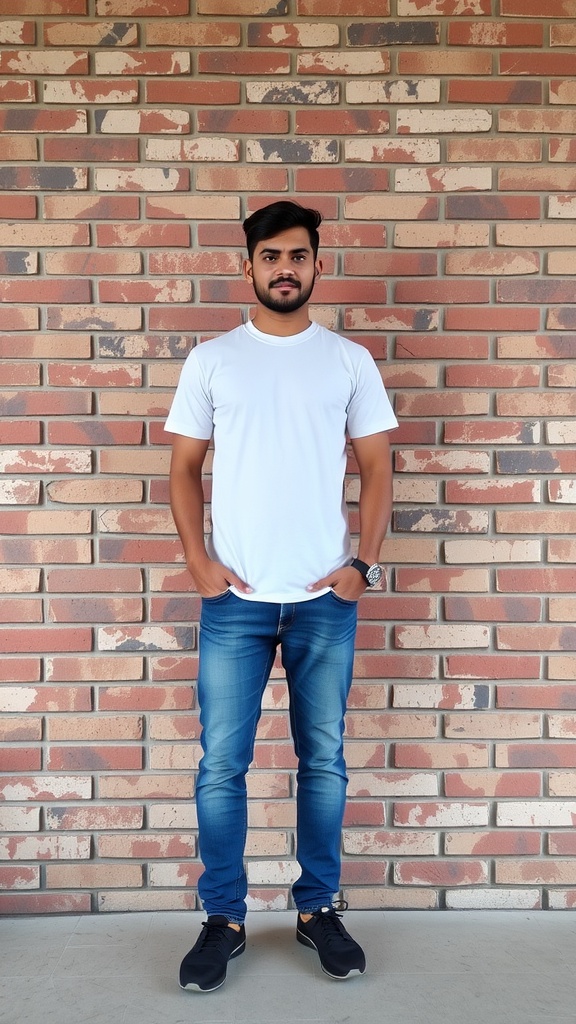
179,938,246,992
296,929,366,980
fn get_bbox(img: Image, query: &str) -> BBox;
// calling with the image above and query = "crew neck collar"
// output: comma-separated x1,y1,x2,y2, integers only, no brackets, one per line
243,320,318,347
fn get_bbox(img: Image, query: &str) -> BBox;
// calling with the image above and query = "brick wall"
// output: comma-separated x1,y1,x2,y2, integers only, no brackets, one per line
1,0,576,915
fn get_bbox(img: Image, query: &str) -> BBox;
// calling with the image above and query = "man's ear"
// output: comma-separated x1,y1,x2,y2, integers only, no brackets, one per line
243,258,253,283
314,258,323,278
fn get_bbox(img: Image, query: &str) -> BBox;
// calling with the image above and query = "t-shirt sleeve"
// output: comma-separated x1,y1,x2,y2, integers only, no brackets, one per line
164,348,214,440
346,347,398,439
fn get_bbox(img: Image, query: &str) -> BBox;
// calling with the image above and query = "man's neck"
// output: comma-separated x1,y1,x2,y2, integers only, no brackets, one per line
251,304,311,337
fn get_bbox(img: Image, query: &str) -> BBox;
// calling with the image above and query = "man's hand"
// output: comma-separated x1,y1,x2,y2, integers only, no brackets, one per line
189,557,252,598
306,565,366,602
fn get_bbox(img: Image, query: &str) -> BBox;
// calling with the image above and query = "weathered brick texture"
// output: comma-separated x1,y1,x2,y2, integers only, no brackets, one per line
0,0,575,915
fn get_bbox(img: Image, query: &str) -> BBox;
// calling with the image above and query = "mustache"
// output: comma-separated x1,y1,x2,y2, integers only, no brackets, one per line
271,277,300,288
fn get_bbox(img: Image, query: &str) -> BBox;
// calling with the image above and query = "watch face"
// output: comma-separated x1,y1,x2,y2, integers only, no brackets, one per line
366,563,382,587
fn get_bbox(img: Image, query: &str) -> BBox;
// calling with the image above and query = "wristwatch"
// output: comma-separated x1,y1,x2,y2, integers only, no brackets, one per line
350,558,383,588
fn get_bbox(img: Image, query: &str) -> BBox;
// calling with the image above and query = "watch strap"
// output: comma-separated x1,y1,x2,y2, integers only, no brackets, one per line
350,557,371,580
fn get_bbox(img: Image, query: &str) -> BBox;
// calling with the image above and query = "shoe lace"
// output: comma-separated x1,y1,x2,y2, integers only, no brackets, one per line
315,900,352,945
198,920,231,950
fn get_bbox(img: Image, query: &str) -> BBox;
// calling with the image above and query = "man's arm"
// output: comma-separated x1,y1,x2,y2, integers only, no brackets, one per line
169,433,251,597
307,430,393,600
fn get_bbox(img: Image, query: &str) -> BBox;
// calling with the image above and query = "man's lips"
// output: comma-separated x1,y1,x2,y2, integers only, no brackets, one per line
272,279,300,289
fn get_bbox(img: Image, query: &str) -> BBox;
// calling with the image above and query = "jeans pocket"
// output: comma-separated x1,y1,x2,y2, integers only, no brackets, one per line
328,588,358,607
202,589,232,603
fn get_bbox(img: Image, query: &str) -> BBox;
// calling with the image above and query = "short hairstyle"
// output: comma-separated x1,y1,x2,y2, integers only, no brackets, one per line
243,201,322,261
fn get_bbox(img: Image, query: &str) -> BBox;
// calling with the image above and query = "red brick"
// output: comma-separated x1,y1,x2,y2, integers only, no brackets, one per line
445,251,539,276
500,53,576,76
297,50,390,76
96,0,189,10
498,625,576,652
199,51,289,75
94,50,189,75
296,110,389,135
47,746,142,771
394,281,489,304
498,568,576,593
49,597,143,624
0,893,90,915
44,79,138,104
396,335,488,360
0,135,38,160
96,223,190,247
448,21,542,46
0,628,92,654
0,598,42,623
0,716,42,741
0,279,90,303
445,771,541,798
444,308,540,332
44,195,139,221
448,78,542,104
446,364,539,388
445,596,541,622
0,423,41,445
0,108,86,134
0,748,41,771
499,686,576,709
0,51,89,76
497,744,576,769
0,307,38,330
0,865,38,888
445,655,541,680
0,223,89,247
499,169,576,193
44,137,138,162
501,0,574,12
0,658,40,683
0,195,36,219
0,22,35,45
297,0,388,11
146,80,240,104
398,50,491,75
46,863,142,889
199,110,286,135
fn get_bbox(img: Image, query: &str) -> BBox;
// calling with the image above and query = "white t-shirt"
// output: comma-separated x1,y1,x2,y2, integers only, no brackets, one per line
165,320,397,603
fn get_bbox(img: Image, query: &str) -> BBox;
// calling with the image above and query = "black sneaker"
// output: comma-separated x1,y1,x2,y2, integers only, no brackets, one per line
296,902,366,980
179,915,246,992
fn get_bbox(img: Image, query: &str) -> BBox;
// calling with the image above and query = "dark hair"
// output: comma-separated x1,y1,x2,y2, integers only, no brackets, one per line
242,201,322,260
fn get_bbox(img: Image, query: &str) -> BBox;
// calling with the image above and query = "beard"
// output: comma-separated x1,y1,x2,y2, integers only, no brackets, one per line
252,275,316,314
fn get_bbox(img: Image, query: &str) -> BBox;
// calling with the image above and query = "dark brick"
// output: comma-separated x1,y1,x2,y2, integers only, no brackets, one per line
498,280,576,303
0,252,36,275
347,21,439,46
496,451,564,475
446,195,540,220
250,138,339,162
250,82,339,104
100,23,137,46
393,510,488,534
0,166,85,191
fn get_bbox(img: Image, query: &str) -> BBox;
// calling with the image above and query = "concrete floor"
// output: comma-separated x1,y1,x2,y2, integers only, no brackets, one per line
2,909,576,1024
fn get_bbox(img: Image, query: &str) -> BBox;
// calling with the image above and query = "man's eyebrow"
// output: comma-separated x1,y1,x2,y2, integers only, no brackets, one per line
258,246,311,255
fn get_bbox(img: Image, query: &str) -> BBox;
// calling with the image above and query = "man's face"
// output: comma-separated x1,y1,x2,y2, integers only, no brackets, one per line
244,226,321,315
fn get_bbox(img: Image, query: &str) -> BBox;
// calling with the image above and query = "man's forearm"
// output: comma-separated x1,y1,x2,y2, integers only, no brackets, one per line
169,466,210,571
357,467,392,565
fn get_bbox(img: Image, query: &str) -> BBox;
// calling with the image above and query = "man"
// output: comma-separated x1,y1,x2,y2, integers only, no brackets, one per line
165,200,397,992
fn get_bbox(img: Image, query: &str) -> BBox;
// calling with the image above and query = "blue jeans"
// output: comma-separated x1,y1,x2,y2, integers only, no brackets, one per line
195,589,358,923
